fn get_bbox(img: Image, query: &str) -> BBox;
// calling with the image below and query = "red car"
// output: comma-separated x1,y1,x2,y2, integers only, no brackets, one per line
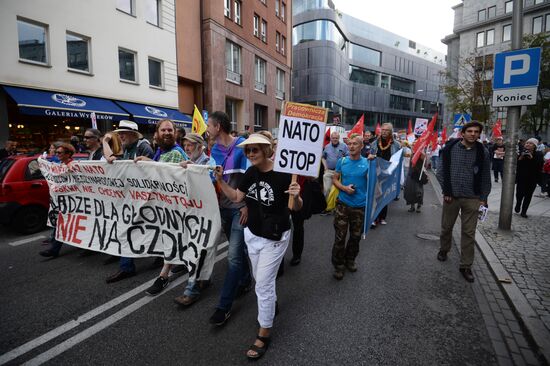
0,154,87,234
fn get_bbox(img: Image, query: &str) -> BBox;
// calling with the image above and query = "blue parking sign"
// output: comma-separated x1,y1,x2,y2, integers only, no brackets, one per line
493,48,541,89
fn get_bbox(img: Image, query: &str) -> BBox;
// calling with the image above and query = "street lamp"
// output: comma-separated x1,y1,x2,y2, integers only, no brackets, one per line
417,88,442,129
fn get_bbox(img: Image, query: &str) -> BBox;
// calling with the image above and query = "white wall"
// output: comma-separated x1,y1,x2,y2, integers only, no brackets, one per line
0,0,178,108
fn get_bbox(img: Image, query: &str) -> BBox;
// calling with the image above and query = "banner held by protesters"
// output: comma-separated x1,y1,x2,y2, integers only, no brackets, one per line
38,159,222,280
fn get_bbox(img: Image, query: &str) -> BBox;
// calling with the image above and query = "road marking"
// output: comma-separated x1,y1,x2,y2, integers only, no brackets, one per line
0,242,229,365
8,235,47,247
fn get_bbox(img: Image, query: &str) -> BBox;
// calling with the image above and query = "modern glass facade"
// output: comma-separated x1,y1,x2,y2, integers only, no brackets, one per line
292,20,345,49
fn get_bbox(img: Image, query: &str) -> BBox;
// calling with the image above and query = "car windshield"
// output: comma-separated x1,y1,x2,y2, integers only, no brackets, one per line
0,159,15,182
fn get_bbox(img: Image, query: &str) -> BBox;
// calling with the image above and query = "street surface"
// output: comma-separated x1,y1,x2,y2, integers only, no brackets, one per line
0,183,543,365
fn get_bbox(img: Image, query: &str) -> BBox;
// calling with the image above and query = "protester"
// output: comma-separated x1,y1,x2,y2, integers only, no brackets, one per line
206,111,252,326
404,153,428,213
515,138,544,218
46,143,61,163
70,135,84,153
361,130,373,158
491,137,505,183
131,119,189,293
39,143,76,258
541,146,550,198
368,123,401,227
430,142,441,172
173,133,218,306
401,141,412,179
322,131,349,198
103,121,156,284
0,140,17,159
101,131,123,161
214,132,302,360
176,127,187,147
330,133,369,280
436,121,491,283
83,129,103,160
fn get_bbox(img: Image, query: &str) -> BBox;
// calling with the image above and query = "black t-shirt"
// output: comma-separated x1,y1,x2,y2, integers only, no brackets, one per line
238,166,292,238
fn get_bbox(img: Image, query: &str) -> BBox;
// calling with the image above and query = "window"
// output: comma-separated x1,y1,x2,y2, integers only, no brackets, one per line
478,9,486,21
486,29,495,45
390,76,415,93
293,20,345,49
117,0,134,15
253,15,259,37
145,0,160,26
485,54,494,70
276,32,280,51
225,41,241,84
224,0,231,17
17,18,48,64
535,0,544,4
276,68,285,99
547,14,550,32
254,57,266,93
119,48,137,82
261,20,267,42
148,58,163,88
234,1,241,25
409,40,416,49
533,16,543,34
348,43,381,67
488,6,496,18
503,24,511,41
226,98,238,130
281,36,286,55
505,1,513,13
349,65,379,86
476,32,485,47
281,2,286,21
389,95,412,111
254,104,265,128
66,32,90,72
275,0,279,17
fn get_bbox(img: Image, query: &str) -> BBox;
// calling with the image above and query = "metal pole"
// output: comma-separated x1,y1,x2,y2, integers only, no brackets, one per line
498,0,523,230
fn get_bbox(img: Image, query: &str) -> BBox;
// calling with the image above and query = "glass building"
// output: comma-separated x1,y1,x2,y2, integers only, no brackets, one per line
292,0,446,131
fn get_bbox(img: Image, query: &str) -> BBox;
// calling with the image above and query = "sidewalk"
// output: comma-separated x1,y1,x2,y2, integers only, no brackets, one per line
477,181,550,363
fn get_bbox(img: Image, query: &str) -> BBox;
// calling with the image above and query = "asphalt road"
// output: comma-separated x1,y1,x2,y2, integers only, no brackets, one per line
0,184,498,365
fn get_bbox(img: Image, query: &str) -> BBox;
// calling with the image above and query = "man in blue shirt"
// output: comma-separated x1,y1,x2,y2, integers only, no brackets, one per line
330,133,369,280
322,131,349,197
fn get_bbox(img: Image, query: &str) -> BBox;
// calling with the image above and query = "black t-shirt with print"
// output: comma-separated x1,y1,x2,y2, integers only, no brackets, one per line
238,166,292,238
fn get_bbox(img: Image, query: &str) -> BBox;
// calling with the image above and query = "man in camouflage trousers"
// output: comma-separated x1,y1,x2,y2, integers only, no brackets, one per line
330,134,370,280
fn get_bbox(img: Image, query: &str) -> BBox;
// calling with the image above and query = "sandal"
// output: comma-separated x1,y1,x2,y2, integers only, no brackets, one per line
246,335,271,360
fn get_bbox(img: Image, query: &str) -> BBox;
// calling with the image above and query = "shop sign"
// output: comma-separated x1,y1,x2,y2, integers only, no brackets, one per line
44,109,114,120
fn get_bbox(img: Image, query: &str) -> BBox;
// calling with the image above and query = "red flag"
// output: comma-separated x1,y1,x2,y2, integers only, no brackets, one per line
323,127,331,147
407,119,412,135
375,122,381,136
441,128,447,143
412,113,438,166
348,114,364,138
492,119,502,138
430,131,439,149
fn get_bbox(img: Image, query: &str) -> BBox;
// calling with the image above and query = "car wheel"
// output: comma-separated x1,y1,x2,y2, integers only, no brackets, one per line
13,206,48,234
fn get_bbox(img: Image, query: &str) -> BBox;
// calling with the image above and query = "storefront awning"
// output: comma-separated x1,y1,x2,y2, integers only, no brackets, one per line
2,85,129,121
115,101,192,128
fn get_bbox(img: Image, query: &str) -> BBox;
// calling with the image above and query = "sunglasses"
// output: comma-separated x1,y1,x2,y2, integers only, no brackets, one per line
83,136,97,140
245,147,260,154
55,150,67,155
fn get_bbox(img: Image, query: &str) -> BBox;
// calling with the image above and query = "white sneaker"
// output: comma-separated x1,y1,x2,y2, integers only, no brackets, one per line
380,219,387,225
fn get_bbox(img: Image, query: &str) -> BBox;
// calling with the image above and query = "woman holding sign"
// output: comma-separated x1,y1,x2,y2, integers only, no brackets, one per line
214,132,302,360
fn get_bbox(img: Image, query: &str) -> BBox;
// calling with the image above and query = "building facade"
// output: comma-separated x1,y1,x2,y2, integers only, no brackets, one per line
443,0,550,138
0,0,187,151
176,0,293,133
291,0,446,131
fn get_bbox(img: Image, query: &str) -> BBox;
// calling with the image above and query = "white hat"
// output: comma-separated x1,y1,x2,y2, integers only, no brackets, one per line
237,133,272,147
114,120,143,139
526,138,539,146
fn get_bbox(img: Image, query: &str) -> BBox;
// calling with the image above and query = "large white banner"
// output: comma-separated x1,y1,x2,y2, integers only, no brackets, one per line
38,159,222,280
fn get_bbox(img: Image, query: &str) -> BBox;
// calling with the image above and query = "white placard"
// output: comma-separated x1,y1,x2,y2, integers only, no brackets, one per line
91,112,97,129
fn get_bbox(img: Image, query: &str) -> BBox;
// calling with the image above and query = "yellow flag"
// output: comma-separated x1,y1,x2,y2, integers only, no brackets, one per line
192,105,207,135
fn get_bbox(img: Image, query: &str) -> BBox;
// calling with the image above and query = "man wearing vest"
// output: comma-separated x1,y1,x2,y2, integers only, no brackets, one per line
436,121,491,283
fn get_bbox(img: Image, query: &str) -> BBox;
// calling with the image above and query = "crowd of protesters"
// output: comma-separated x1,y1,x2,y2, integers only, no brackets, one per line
1,116,549,359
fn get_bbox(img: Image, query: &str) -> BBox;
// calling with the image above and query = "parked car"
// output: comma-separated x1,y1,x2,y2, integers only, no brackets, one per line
0,154,87,234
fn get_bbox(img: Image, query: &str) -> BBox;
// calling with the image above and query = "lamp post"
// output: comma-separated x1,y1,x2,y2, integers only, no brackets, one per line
417,88,442,129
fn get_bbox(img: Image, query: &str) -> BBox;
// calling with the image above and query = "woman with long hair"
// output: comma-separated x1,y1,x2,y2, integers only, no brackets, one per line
214,132,302,360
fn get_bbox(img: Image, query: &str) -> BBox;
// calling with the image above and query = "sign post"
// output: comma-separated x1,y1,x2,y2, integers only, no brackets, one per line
273,102,328,207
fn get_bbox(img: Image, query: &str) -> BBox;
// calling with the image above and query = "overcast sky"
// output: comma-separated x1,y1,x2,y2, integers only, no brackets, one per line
331,0,459,54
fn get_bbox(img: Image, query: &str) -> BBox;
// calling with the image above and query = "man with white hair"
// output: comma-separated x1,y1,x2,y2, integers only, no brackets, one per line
322,131,349,198
368,123,401,227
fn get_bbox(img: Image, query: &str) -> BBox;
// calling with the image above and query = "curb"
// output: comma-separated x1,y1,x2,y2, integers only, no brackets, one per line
428,171,550,364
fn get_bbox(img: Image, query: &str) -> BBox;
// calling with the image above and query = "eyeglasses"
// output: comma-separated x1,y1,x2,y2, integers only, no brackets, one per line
245,147,260,154
55,150,66,155
83,136,96,140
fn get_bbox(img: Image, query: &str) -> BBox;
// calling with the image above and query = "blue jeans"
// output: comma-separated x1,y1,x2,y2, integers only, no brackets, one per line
184,279,201,297
216,207,251,311
119,257,136,273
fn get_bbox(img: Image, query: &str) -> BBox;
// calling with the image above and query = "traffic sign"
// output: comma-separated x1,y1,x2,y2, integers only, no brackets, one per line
492,47,541,107
453,113,471,128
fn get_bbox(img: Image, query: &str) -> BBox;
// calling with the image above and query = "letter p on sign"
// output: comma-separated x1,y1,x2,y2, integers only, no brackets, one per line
503,54,530,84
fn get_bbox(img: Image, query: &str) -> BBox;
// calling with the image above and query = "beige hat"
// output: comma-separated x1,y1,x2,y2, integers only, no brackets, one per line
237,133,272,147
183,133,204,145
113,120,143,139
526,138,539,146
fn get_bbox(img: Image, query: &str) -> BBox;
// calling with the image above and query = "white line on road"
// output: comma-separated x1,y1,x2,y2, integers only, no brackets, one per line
8,235,47,247
0,241,229,365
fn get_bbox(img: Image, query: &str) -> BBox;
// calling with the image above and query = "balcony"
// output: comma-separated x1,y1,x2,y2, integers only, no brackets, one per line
226,69,242,85
254,81,266,93
275,89,285,100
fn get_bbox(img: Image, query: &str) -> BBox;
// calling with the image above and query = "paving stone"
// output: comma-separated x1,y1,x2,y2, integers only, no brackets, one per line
505,337,520,354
